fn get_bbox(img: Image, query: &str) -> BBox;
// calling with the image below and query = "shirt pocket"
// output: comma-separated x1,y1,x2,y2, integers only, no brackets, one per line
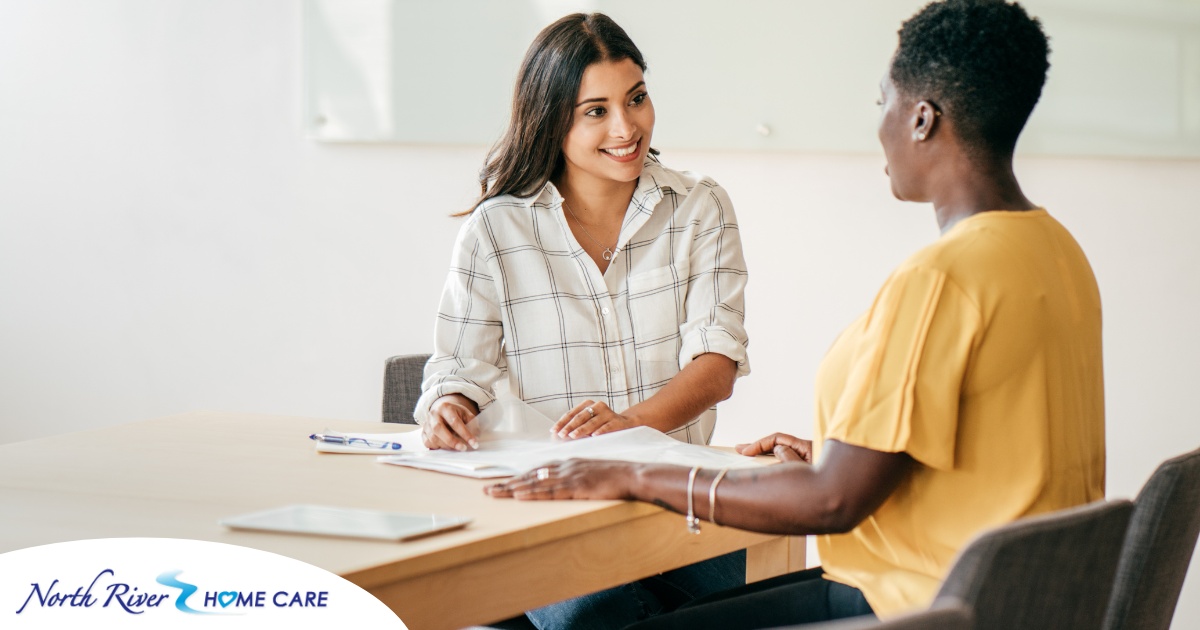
627,264,686,363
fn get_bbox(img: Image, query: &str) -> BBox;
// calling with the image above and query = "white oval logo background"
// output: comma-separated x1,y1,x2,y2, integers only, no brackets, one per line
0,538,406,629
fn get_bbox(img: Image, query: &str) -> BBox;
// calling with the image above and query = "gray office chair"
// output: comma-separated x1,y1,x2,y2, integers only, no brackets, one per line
772,599,973,629
382,353,431,424
1103,446,1200,630
935,499,1133,630
771,501,1128,630
383,353,537,630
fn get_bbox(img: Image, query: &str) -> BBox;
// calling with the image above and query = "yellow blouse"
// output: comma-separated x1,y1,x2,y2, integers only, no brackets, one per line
813,209,1106,617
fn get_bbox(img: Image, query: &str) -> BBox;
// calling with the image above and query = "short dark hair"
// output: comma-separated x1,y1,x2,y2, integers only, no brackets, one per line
891,0,1050,157
461,13,650,215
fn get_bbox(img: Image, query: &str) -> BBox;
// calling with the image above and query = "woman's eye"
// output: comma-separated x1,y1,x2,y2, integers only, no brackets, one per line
630,92,648,106
586,107,606,118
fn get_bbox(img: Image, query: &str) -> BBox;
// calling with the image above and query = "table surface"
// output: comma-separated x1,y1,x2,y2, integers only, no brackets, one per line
0,412,803,629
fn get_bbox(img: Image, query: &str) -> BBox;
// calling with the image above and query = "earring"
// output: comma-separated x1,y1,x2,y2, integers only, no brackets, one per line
913,132,926,141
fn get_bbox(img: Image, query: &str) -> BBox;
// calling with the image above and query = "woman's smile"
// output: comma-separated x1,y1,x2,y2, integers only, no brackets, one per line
601,138,641,162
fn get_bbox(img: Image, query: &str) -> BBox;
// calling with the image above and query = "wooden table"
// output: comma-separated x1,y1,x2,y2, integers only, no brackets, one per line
0,412,804,629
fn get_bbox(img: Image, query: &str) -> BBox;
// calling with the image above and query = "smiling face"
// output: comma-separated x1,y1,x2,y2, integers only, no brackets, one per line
559,58,655,190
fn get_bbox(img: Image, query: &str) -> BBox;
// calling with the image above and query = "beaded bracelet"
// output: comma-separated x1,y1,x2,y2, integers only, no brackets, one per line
686,466,702,534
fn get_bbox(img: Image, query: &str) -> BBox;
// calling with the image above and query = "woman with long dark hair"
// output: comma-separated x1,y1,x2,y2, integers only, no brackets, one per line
487,1,1106,628
414,13,751,630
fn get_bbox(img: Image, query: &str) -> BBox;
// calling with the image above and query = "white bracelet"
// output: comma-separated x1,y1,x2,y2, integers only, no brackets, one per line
686,466,702,534
709,468,730,526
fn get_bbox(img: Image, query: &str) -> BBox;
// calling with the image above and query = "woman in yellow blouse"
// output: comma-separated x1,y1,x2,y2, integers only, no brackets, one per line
486,0,1106,628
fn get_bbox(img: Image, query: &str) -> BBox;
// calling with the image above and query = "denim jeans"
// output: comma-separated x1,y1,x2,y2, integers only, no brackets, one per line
525,550,746,630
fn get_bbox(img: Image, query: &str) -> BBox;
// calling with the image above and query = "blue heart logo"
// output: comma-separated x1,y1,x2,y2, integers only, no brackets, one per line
218,591,237,608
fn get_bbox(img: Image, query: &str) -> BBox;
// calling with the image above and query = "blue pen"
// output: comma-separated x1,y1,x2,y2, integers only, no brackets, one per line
309,433,403,450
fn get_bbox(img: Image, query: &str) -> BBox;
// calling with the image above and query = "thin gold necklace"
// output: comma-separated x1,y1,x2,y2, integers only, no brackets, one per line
563,200,616,261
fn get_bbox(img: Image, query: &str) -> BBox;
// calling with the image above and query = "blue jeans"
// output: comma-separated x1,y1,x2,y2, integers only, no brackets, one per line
525,550,746,630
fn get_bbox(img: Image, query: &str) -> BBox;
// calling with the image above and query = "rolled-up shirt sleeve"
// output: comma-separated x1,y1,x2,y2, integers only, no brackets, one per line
678,181,750,377
414,218,505,423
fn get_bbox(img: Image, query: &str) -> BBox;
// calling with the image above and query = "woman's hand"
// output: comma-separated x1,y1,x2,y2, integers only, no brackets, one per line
423,394,480,451
735,433,813,464
484,459,638,500
551,400,636,439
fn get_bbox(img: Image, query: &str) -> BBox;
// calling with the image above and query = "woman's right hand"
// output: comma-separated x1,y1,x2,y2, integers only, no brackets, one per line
423,394,480,451
735,432,813,464
484,459,638,500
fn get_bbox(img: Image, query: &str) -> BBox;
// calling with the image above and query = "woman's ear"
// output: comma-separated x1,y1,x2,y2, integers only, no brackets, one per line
911,100,941,142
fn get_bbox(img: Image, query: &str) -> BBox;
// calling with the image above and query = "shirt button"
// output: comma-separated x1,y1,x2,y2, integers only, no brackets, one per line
602,307,611,316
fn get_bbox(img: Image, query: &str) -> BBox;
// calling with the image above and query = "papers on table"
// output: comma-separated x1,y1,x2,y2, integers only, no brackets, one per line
378,398,767,478
376,452,522,479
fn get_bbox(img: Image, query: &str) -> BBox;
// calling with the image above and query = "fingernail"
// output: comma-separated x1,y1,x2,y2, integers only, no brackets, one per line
469,439,479,448
568,431,579,438
456,443,467,452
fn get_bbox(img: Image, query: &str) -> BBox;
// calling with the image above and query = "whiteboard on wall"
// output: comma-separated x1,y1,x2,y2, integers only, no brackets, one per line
302,0,1200,158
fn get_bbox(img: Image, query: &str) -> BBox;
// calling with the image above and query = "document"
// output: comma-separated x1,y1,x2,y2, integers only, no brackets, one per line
378,398,766,478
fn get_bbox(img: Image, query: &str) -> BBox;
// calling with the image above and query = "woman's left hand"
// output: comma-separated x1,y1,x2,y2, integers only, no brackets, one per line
551,400,636,439
484,459,637,500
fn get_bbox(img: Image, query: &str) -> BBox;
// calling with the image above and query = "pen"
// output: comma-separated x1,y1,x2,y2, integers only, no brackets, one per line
309,434,403,450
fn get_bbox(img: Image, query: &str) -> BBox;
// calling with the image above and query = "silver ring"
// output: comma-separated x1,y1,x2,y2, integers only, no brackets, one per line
585,406,595,417
536,467,550,480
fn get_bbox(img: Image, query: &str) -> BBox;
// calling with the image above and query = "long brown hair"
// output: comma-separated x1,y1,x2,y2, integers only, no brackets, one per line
458,13,654,216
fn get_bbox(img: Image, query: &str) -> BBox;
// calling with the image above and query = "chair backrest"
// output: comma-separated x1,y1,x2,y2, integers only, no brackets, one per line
788,599,973,630
1103,447,1200,630
935,499,1133,630
382,353,432,424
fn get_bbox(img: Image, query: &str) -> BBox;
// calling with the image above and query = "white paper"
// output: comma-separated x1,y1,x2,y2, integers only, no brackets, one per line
472,396,558,436
378,398,767,477
378,454,517,479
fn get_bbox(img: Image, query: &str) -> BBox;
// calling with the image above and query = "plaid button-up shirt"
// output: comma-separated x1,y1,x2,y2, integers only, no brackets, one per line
415,159,750,444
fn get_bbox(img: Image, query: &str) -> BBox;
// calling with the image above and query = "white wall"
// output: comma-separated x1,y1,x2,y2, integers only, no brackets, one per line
2,1,1198,626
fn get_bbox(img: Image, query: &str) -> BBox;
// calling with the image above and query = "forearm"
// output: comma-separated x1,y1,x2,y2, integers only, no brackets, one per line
628,441,913,536
630,462,848,536
622,353,737,433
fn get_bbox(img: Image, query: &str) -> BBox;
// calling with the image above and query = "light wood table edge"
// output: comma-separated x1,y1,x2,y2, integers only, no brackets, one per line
341,500,663,588
370,508,789,630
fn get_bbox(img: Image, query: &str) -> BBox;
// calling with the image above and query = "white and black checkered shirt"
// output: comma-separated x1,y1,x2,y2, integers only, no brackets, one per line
415,158,750,444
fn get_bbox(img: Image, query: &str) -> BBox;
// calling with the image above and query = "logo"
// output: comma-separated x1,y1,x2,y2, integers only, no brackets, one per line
15,569,167,615
1,538,405,627
15,568,329,616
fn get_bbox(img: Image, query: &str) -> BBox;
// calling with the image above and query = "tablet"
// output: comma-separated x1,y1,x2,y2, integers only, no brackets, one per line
220,504,472,541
